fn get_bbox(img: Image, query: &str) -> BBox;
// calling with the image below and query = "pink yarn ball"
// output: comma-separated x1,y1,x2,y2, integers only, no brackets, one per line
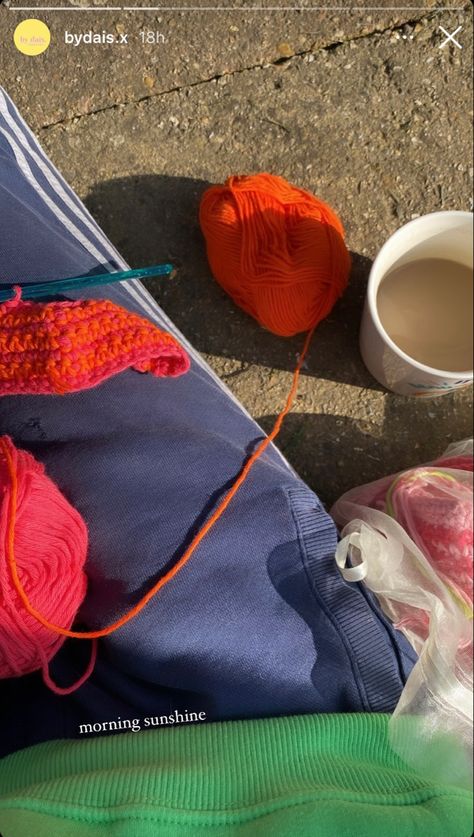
0,436,88,679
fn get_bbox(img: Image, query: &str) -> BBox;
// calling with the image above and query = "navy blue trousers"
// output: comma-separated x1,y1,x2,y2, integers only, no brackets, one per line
0,87,416,757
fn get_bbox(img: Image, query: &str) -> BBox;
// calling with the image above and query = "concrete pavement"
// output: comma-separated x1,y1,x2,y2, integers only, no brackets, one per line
1,1,472,504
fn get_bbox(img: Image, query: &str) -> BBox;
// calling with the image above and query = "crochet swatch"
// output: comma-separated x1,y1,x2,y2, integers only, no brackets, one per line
0,287,190,396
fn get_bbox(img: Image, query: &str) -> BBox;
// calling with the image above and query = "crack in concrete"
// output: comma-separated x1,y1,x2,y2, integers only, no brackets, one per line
39,9,440,132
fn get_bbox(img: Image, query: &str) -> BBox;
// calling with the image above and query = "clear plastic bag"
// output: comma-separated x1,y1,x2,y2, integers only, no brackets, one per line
331,440,473,789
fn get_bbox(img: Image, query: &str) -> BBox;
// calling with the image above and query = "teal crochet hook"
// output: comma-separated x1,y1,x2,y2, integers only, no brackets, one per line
0,264,173,304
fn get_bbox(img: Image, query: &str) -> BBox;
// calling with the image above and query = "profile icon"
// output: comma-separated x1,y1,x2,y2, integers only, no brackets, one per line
14,19,51,56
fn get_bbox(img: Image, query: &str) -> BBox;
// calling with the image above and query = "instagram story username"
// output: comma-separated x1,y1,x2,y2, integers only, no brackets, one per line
65,30,166,47
79,709,207,735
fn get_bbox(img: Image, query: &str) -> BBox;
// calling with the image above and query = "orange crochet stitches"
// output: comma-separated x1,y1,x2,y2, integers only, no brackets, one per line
0,287,190,396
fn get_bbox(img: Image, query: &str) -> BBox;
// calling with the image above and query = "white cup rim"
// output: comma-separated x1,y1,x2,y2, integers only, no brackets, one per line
367,211,473,379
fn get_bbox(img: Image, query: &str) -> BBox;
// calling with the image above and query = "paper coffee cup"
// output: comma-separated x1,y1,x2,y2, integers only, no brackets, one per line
360,211,473,397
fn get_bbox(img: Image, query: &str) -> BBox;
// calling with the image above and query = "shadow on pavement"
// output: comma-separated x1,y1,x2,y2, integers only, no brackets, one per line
258,397,473,509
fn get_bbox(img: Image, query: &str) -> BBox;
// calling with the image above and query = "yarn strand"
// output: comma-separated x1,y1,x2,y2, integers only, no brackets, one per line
40,638,98,696
1,326,314,641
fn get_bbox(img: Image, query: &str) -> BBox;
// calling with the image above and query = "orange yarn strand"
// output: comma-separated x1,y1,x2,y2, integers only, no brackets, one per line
2,327,314,641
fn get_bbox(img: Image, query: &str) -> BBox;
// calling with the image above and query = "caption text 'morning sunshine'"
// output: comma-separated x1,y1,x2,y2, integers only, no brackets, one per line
79,709,206,735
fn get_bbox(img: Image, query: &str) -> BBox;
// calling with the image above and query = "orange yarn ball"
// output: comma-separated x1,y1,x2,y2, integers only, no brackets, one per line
199,173,351,337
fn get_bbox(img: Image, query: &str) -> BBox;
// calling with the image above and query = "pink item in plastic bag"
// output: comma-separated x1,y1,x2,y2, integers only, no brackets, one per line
332,441,473,623
385,464,473,617
331,441,473,788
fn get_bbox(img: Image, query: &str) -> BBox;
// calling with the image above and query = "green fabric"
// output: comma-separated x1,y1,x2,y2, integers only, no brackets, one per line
0,714,472,836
